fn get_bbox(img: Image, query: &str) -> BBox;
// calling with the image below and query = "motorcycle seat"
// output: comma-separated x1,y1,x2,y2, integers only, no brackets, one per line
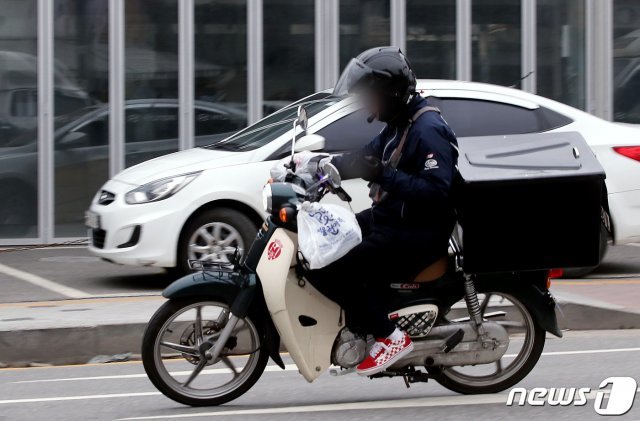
413,256,448,283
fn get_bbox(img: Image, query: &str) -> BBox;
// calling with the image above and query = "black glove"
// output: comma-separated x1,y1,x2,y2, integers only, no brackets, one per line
359,155,384,182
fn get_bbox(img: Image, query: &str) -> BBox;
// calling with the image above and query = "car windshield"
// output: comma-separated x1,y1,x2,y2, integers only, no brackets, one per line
201,93,340,152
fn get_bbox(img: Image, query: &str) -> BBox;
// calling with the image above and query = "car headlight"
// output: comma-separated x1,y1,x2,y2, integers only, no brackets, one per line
262,184,273,212
125,172,201,205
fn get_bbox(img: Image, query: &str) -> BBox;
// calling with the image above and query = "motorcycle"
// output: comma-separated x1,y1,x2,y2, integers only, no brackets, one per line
141,106,562,406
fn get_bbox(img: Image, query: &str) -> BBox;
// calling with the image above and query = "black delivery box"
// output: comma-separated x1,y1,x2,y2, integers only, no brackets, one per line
456,131,606,274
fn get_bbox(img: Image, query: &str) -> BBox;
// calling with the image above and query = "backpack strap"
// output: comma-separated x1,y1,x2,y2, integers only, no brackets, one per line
370,105,441,203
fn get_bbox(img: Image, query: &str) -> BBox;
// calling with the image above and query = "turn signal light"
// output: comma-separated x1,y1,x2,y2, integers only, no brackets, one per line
613,146,640,162
279,207,289,223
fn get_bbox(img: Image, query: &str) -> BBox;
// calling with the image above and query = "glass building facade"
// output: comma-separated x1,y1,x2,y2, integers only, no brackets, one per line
0,0,638,244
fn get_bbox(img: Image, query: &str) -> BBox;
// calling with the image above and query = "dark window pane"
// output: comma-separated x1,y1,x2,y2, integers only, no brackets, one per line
195,0,248,132
472,0,522,86
264,0,314,109
125,0,179,167
0,0,38,239
340,0,390,69
406,0,456,79
613,0,640,123
429,97,541,137
537,0,586,109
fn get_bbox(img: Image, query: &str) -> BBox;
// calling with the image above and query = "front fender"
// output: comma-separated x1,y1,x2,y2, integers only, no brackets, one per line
475,272,563,338
162,271,286,368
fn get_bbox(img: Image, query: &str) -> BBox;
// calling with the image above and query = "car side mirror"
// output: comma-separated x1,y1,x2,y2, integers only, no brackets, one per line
295,134,325,153
58,131,88,150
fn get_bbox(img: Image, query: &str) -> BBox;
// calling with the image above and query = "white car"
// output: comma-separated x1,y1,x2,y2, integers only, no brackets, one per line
86,80,640,275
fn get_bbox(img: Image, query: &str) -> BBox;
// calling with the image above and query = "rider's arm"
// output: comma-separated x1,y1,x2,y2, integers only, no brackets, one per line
379,123,457,202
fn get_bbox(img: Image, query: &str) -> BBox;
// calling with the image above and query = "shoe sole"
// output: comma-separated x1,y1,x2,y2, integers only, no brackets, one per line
356,342,415,376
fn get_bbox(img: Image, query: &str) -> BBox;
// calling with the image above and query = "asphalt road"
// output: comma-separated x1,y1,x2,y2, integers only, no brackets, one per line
0,330,639,421
0,244,639,304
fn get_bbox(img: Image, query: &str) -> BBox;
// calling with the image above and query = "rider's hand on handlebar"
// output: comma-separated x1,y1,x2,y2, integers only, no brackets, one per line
360,155,384,182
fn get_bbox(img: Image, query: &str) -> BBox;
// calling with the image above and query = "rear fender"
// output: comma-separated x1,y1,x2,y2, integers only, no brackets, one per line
475,272,563,338
162,271,286,368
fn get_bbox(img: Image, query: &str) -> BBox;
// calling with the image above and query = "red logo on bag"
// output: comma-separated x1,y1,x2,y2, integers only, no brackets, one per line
267,239,283,260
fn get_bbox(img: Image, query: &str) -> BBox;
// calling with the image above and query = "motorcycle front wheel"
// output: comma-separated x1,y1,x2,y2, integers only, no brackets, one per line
142,298,268,406
429,291,546,394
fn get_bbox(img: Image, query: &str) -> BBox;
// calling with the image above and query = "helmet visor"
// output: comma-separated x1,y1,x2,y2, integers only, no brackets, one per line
333,58,383,97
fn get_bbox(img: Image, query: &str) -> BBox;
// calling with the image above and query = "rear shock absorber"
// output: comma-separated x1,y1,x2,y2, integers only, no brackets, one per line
464,274,486,336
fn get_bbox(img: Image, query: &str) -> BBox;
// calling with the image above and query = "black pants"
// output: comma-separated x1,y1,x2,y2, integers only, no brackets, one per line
306,209,447,338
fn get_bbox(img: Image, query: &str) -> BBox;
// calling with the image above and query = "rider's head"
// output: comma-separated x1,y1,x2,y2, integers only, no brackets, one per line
333,46,417,123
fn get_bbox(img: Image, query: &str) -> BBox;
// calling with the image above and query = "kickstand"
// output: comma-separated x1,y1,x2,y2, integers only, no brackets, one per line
402,373,411,389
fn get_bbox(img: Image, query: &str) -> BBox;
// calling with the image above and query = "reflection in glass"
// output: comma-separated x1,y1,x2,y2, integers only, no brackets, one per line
0,0,38,238
125,0,179,167
339,0,390,69
472,0,521,86
54,0,109,237
537,0,586,109
406,0,456,79
194,0,248,147
613,0,640,123
264,0,314,114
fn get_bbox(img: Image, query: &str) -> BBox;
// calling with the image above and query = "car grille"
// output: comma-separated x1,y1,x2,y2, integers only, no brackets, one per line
98,190,115,205
92,228,107,249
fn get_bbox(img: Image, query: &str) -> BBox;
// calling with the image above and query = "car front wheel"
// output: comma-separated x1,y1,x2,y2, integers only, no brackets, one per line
174,207,258,276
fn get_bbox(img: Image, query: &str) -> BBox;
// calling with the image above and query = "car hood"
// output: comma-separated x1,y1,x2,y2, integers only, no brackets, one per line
113,148,254,185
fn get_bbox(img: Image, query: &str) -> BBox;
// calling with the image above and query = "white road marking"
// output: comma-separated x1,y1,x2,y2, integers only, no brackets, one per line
0,262,91,299
12,347,640,385
115,391,634,420
504,346,640,358
12,364,298,384
0,392,160,405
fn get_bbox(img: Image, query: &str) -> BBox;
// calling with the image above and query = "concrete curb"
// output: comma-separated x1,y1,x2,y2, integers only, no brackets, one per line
1,302,640,367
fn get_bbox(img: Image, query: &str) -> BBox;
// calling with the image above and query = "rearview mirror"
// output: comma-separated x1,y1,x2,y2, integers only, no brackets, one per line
295,134,325,153
295,105,308,132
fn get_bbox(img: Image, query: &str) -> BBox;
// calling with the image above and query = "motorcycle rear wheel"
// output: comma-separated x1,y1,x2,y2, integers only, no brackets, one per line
142,297,268,406
429,291,546,394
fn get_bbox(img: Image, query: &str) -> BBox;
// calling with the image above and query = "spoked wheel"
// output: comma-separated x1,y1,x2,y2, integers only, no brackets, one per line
431,292,546,394
142,298,268,406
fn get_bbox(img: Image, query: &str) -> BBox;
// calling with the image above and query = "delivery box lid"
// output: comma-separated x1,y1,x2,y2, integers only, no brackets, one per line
458,131,605,183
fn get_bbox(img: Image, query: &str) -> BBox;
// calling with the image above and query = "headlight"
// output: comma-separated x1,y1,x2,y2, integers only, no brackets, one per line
262,184,273,212
125,172,201,205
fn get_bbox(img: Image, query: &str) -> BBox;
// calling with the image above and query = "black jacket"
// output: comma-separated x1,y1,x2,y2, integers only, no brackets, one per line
335,95,459,233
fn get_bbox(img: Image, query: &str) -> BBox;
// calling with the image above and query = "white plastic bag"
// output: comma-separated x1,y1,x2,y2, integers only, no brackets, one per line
269,151,328,185
297,201,362,269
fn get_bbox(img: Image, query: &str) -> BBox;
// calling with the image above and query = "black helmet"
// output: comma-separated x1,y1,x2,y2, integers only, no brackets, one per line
333,46,417,122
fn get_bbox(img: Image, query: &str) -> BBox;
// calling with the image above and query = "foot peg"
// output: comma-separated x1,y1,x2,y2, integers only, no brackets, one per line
442,328,464,353
329,366,355,376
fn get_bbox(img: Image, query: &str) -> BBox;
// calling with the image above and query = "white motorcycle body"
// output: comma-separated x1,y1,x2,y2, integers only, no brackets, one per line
255,227,342,381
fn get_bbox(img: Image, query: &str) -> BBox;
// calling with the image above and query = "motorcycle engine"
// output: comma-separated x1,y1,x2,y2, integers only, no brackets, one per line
331,328,367,368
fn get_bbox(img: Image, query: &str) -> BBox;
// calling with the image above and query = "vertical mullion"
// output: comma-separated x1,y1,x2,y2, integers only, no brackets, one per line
37,0,53,242
314,0,325,91
456,0,471,81
109,0,125,175
179,0,195,150
390,0,406,51
248,0,263,124
585,0,595,115
315,0,340,91
522,0,536,93
601,0,613,121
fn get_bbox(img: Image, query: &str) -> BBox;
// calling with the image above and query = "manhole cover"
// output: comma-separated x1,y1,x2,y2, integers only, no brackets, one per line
39,256,101,263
